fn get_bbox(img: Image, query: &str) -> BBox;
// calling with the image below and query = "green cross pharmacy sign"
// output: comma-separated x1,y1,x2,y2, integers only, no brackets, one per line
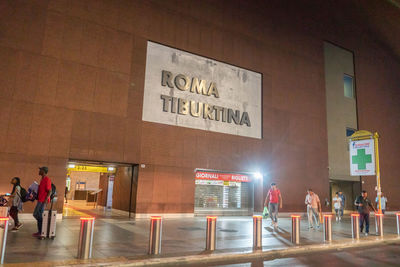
349,139,375,176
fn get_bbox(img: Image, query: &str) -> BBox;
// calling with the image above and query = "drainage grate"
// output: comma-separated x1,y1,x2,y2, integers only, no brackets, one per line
178,227,204,231
219,229,238,233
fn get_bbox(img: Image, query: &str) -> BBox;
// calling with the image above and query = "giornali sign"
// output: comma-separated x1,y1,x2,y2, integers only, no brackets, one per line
142,41,262,139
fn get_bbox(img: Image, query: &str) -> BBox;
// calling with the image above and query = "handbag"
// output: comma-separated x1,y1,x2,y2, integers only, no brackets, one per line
262,206,269,218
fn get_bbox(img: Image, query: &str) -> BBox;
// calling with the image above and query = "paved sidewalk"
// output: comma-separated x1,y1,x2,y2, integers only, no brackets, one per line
3,212,400,266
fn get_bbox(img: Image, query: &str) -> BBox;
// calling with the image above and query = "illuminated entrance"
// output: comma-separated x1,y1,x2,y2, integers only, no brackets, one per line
194,170,255,216
63,161,138,217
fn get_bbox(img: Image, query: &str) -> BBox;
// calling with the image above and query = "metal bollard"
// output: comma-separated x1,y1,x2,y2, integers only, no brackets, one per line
375,213,384,237
291,215,300,245
351,214,360,240
396,213,400,236
323,214,332,242
77,217,95,259
148,216,162,255
0,217,9,264
253,215,262,249
206,216,217,251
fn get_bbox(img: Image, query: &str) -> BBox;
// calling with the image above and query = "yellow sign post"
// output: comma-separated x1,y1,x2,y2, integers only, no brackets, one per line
373,132,381,213
349,130,381,213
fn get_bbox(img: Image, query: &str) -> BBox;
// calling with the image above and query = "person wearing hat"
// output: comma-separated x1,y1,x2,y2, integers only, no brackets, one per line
32,166,52,238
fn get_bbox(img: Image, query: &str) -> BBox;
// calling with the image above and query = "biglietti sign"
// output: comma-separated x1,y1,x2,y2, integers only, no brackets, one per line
142,41,262,139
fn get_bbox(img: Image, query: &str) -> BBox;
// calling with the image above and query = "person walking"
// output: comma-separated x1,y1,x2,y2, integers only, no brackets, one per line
338,191,345,218
305,189,321,229
9,177,23,231
355,190,376,236
333,192,343,222
32,167,52,238
375,191,388,214
264,183,282,228
64,186,68,204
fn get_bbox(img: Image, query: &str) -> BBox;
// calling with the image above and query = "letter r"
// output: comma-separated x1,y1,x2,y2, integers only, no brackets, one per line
161,70,174,88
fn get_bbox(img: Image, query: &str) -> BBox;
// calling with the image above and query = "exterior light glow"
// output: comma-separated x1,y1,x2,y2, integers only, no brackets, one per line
108,167,115,172
68,164,75,168
254,172,262,179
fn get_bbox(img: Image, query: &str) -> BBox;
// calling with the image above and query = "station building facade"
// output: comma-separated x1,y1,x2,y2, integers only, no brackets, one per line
0,0,399,216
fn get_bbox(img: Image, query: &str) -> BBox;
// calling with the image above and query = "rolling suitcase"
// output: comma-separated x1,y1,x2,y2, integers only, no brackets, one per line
41,210,57,239
41,197,58,239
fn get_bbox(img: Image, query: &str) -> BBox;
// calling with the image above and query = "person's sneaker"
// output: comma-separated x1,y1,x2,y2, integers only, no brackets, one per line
15,223,23,230
336,217,338,222
365,233,369,236
10,227,18,232
32,232,41,237
309,226,314,229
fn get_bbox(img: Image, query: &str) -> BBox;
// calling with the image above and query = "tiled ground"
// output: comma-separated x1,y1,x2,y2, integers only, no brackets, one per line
4,205,400,264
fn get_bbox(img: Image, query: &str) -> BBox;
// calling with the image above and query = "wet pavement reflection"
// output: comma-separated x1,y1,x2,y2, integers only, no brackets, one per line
201,243,400,267
3,204,400,265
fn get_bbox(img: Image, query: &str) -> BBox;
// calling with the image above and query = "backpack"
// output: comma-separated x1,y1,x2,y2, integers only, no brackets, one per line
50,183,57,200
19,187,28,202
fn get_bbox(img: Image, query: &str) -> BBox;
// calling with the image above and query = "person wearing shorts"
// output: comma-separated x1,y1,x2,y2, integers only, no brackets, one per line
264,183,282,228
333,192,342,222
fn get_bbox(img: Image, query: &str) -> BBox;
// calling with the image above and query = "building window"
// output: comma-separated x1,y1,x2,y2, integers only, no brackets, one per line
344,74,354,98
346,127,356,137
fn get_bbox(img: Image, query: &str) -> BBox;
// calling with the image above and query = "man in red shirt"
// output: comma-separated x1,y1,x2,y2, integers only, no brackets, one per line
32,166,52,237
264,183,283,228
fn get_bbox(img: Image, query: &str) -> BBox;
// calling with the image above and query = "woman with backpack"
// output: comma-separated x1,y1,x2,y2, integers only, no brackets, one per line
9,177,23,231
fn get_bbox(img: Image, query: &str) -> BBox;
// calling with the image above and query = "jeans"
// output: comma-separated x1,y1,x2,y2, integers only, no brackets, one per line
339,207,344,217
269,203,279,223
10,206,19,226
307,206,319,227
359,213,369,233
33,201,46,233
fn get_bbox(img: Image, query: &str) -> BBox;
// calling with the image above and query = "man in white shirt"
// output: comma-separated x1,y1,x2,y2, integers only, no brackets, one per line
375,191,388,214
305,189,321,229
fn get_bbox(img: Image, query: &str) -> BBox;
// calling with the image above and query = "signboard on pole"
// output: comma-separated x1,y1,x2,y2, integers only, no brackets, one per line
349,139,375,176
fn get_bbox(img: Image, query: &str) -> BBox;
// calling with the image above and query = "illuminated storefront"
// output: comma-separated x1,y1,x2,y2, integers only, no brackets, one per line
194,170,254,215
